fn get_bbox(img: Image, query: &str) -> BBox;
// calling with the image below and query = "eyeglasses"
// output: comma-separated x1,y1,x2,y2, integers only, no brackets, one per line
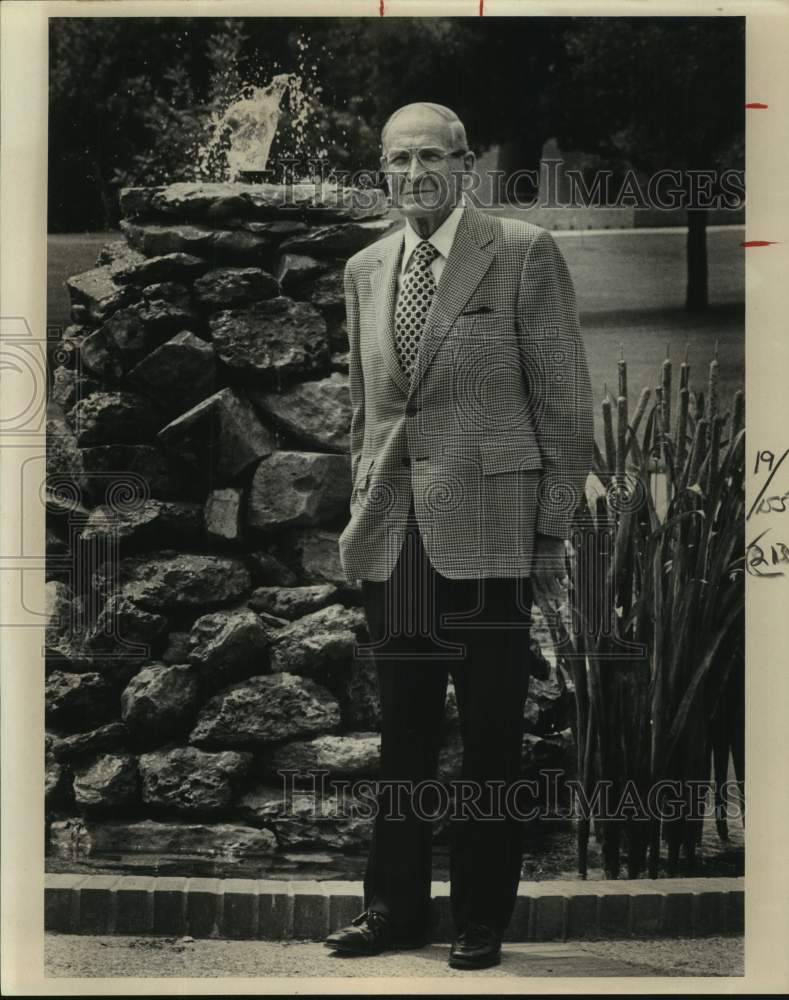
380,146,468,173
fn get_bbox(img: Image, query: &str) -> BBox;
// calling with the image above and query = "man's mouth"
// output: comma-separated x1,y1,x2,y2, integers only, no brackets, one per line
399,186,441,203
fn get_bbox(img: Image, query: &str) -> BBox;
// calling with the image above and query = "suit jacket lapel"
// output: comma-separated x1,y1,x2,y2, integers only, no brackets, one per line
409,205,496,397
369,231,410,396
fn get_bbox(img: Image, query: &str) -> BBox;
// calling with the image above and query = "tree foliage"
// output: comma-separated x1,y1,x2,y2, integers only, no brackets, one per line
48,16,744,234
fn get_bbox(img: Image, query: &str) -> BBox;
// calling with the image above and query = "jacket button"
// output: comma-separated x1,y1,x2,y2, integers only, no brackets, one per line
405,403,418,417
402,456,411,468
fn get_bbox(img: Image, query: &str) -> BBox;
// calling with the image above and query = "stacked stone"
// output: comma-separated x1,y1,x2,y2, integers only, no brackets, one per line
45,180,574,869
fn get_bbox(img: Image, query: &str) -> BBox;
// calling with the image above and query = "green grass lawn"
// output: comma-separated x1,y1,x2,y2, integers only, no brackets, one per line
47,232,119,334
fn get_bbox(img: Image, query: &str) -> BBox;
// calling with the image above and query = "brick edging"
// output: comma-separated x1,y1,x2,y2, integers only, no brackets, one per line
45,874,743,941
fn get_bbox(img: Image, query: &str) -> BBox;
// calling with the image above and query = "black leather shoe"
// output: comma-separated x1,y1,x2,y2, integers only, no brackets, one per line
448,921,502,969
325,909,426,955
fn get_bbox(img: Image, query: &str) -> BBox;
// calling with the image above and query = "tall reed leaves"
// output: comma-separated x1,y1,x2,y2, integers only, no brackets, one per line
553,354,745,878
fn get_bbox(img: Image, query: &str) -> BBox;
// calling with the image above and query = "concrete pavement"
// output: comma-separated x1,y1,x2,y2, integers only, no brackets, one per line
44,932,744,979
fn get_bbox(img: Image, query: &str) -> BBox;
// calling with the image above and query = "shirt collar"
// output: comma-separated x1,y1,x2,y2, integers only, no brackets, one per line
401,198,466,274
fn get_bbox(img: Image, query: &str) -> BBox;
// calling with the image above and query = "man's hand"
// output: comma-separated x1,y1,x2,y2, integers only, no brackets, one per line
532,533,569,611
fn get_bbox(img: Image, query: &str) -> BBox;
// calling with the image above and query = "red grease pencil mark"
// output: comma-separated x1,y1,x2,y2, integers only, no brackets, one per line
379,0,384,14
745,102,768,109
741,241,780,247
479,0,484,13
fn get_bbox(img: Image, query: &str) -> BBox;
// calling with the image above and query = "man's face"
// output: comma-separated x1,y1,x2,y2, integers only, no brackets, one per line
381,109,473,225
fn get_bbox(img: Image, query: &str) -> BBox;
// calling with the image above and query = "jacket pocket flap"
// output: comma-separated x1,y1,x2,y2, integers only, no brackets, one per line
480,440,543,474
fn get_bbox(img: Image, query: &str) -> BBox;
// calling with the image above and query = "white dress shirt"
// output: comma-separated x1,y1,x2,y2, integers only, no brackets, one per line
397,200,466,294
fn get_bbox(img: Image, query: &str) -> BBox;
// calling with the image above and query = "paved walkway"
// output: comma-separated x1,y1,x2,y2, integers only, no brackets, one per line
45,933,743,979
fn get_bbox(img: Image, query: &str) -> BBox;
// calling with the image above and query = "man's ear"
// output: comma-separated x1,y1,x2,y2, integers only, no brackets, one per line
462,150,477,172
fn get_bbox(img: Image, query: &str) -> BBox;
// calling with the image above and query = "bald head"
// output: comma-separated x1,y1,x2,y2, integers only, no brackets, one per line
381,102,468,153
380,102,475,237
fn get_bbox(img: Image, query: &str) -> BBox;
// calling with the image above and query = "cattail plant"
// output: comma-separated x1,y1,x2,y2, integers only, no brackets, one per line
544,347,745,879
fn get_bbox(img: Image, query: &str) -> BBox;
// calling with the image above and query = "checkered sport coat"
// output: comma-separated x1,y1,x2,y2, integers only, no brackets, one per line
337,202,594,583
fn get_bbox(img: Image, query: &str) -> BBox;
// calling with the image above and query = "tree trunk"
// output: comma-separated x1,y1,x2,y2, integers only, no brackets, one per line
685,207,709,312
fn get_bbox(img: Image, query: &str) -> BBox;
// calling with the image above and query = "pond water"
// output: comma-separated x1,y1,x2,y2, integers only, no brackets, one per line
46,810,743,883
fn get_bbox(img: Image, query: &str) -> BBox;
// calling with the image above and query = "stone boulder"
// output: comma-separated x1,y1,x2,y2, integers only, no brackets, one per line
204,488,244,542
45,753,70,808
45,671,115,731
120,663,199,740
528,666,572,734
80,443,198,503
268,604,365,677
121,219,278,263
438,730,465,782
82,303,179,381
120,182,389,224
187,609,270,688
190,672,341,748
50,365,99,411
523,698,541,732
45,581,92,671
51,324,89,370
128,331,216,419
47,412,90,497
208,298,329,382
278,219,393,258
66,391,157,446
237,786,372,851
522,728,575,777
45,482,92,530
248,552,299,587
138,747,252,812
92,551,251,612
275,253,329,296
247,451,351,532
310,266,346,309
193,266,280,307
248,583,339,620
73,752,139,808
82,594,167,682
65,266,136,323
528,635,554,682
444,681,460,730
261,732,381,781
46,529,73,585
109,250,209,287
161,631,191,665
302,184,390,222
249,372,352,453
340,658,381,731
80,500,204,550
285,527,347,587
136,282,197,330
330,350,349,374
120,220,216,257
95,238,148,274
158,387,274,484
78,328,125,384
49,816,277,860
50,722,129,762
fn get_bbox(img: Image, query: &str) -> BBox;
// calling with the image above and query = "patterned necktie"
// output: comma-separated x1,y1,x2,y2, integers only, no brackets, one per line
394,240,440,380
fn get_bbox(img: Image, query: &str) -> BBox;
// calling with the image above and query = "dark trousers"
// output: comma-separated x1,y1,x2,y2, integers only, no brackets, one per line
358,496,533,938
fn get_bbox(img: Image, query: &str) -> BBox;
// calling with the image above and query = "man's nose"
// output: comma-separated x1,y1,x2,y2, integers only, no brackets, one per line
407,154,425,181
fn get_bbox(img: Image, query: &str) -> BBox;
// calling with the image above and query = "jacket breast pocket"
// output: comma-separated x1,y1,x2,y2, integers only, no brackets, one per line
453,311,517,337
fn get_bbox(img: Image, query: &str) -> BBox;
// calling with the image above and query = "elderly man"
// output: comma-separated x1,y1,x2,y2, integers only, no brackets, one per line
327,102,593,969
